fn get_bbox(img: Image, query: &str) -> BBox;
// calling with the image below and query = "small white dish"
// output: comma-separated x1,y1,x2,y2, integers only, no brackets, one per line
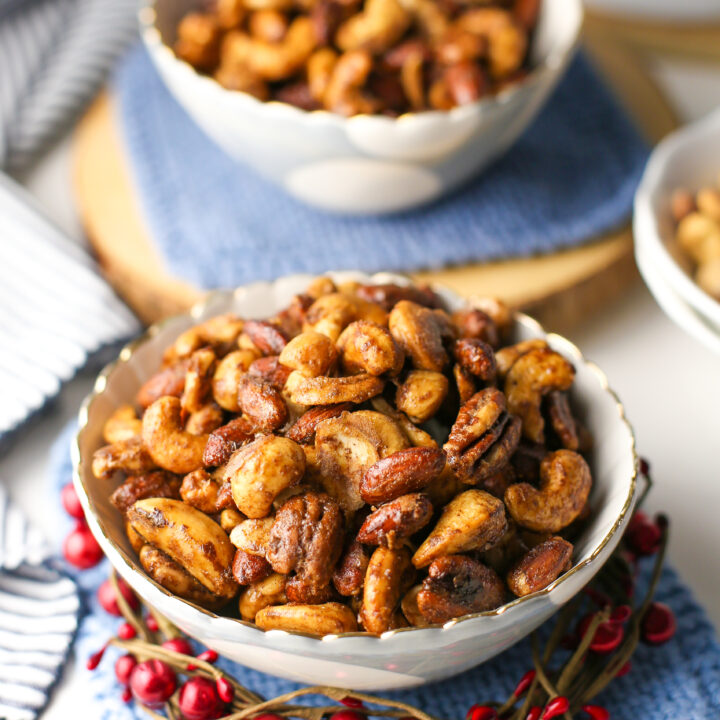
636,243,720,355
634,107,720,333
139,0,582,214
72,272,638,690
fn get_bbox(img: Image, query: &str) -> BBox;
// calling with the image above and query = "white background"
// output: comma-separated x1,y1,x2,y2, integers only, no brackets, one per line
1,50,719,718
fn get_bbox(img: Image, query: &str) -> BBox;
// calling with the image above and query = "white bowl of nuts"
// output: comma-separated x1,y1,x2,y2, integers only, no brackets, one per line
139,0,582,214
73,272,637,690
634,106,720,349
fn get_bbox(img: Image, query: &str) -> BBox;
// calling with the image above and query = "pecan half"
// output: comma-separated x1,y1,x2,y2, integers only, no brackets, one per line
243,320,288,355
203,417,255,467
506,536,573,596
357,493,433,548
238,375,288,431
417,555,505,623
443,389,520,484
110,471,182,513
267,491,344,603
286,403,353,444
360,447,445,504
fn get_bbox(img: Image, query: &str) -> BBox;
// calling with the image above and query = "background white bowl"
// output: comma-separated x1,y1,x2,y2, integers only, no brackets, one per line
73,272,637,690
634,107,720,345
140,0,582,214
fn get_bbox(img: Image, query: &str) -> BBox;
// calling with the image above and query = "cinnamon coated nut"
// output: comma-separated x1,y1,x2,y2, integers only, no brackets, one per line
255,601,358,634
506,536,573,597
359,546,413,634
395,370,449,424
237,375,288,431
224,435,305,518
285,403,353,444
360,447,445,504
417,555,505,623
356,493,433,548
110,471,182,513
266,491,344,603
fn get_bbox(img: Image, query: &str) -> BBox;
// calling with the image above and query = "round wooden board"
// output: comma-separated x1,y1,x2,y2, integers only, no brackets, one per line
72,36,677,329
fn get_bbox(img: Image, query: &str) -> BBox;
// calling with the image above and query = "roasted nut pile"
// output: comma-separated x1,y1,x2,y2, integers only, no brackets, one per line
672,176,720,301
172,0,539,115
93,277,594,635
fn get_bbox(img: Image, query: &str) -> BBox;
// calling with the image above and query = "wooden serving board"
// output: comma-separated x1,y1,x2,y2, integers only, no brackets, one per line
585,9,720,65
72,36,677,329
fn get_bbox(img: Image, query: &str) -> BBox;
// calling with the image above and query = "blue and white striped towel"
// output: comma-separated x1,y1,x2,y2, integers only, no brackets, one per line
0,174,141,445
0,0,138,171
0,485,81,720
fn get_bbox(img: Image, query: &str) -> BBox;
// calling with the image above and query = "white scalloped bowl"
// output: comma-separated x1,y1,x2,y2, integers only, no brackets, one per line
139,0,582,214
633,107,720,347
73,272,637,690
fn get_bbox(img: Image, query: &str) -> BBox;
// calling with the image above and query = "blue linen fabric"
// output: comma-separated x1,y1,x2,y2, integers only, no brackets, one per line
114,46,649,290
53,426,720,720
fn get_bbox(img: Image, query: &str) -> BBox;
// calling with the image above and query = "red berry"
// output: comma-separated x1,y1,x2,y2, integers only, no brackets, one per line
616,661,631,677
253,715,286,720
196,649,218,664
641,602,676,645
179,676,223,720
97,578,139,616
115,654,137,686
541,697,569,719
162,638,195,656
330,711,365,720
610,605,632,624
639,458,650,476
61,483,85,519
118,622,137,640
625,513,661,556
526,708,542,720
129,660,177,708
121,687,133,703
513,669,536,697
86,645,107,670
341,697,365,708
216,676,234,704
63,524,103,569
578,613,624,654
582,705,610,720
466,705,498,720
146,614,160,633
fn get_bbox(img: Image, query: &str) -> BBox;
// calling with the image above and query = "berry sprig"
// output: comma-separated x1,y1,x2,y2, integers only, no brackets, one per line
79,459,674,720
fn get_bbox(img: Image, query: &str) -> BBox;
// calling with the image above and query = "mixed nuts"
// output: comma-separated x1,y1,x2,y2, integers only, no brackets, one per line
672,175,720,301
172,0,540,116
93,276,594,635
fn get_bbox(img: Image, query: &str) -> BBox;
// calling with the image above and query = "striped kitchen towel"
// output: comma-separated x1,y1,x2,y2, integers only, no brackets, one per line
0,484,81,720
0,0,137,171
0,173,141,446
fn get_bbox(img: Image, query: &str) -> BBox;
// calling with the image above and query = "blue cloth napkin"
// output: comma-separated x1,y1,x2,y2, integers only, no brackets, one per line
114,47,649,290
52,426,720,720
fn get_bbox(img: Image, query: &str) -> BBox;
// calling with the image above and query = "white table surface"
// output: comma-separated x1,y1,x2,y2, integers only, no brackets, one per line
2,54,719,719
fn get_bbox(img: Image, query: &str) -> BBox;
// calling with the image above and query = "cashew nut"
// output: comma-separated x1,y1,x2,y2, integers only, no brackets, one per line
102,405,142,444
142,397,209,475
255,602,358,635
413,489,507,568
224,435,305,518
278,331,338,377
395,370,449,423
239,573,287,621
359,546,413,634
504,449,592,533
